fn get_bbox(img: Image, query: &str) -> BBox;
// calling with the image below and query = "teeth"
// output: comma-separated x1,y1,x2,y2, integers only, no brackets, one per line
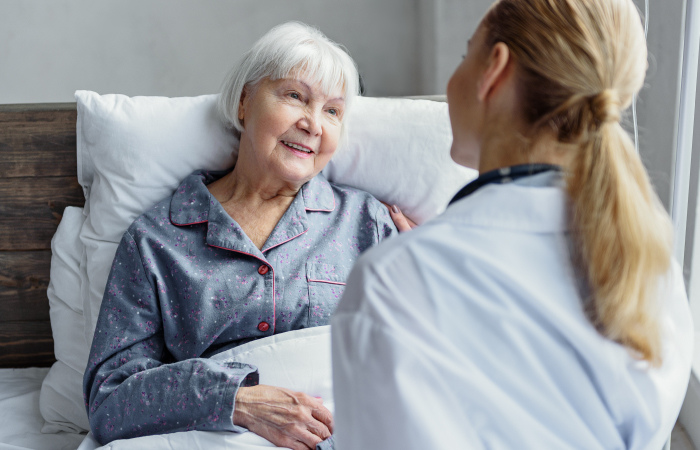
283,141,311,153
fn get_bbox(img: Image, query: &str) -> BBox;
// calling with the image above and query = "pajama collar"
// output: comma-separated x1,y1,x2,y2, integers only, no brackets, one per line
169,169,336,260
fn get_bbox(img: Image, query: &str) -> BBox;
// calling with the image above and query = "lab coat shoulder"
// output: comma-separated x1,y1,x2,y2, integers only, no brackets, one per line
335,183,571,325
333,216,452,319
332,184,583,449
332,183,694,450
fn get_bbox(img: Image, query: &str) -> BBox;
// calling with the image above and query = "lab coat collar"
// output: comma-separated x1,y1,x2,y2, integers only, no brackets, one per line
449,164,561,205
170,170,335,257
443,180,569,233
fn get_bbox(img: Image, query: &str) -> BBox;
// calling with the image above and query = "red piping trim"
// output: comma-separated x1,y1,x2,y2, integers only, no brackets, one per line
208,244,276,334
263,229,308,254
170,212,208,227
307,279,346,286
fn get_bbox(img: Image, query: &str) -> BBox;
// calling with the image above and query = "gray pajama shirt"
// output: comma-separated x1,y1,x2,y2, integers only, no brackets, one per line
83,169,397,445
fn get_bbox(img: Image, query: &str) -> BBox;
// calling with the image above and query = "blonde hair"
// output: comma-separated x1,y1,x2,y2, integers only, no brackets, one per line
483,0,672,364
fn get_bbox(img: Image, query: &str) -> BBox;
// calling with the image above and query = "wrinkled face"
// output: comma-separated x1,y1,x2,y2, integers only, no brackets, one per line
238,73,345,186
447,27,487,167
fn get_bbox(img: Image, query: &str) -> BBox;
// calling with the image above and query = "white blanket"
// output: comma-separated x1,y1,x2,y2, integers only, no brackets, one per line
78,327,332,450
0,368,85,450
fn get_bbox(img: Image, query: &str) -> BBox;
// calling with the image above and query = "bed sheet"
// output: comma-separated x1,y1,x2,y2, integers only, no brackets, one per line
0,368,86,450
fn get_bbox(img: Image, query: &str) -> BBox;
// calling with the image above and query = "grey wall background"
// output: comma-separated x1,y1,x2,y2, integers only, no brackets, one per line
0,0,486,102
419,0,492,94
0,0,424,102
0,0,689,220
0,1,496,102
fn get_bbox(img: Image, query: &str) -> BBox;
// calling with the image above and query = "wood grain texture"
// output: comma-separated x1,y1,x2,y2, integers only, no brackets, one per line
0,320,55,368
0,251,52,322
0,104,81,367
0,105,78,178
0,176,84,250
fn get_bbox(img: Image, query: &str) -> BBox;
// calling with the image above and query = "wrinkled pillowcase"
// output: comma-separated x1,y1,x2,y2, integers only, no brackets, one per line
76,91,239,343
39,207,90,433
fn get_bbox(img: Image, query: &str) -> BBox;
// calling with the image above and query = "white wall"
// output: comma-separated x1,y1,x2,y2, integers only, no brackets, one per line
0,0,682,215
0,0,422,102
0,0,508,101
419,0,492,95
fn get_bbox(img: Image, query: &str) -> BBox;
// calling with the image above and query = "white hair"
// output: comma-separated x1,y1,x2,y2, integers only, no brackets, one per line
219,21,360,135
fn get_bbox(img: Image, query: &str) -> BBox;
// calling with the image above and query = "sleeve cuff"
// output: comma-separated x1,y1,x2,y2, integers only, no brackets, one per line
316,435,335,450
221,362,259,433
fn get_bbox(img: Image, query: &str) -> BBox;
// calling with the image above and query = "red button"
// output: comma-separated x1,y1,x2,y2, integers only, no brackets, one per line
258,321,270,332
258,265,269,275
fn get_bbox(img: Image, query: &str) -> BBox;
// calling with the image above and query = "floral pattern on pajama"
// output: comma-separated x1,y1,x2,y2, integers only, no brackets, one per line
83,169,397,445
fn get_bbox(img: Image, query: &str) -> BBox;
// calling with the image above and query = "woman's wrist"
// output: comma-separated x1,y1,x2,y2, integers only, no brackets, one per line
233,386,250,428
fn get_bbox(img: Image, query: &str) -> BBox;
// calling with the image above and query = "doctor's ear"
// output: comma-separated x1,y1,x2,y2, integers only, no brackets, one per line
477,42,512,103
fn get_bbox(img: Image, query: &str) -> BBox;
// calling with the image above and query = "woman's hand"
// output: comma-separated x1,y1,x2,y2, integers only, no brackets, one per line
234,385,333,450
382,202,417,232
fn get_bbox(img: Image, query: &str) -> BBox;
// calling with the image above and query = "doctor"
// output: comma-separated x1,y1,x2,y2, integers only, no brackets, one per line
331,0,693,448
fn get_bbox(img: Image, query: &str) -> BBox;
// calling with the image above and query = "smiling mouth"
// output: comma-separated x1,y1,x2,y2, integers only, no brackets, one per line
281,140,313,154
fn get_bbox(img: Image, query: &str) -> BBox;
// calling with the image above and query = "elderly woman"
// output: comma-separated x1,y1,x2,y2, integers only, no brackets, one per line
83,22,398,449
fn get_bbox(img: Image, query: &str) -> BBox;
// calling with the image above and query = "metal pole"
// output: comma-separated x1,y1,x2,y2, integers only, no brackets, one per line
671,0,700,269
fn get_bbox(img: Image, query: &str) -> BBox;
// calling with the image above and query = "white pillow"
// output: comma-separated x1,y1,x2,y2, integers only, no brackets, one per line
76,91,239,341
41,361,90,433
40,206,90,433
213,325,333,406
75,89,476,351
323,96,475,223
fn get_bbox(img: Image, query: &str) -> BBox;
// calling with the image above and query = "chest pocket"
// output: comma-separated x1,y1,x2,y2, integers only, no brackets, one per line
306,262,350,327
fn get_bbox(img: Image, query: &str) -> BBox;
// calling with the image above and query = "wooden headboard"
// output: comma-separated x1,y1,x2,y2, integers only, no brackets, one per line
0,103,83,368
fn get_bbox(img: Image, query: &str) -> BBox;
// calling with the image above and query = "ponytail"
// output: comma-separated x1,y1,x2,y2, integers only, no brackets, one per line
568,109,672,365
483,0,673,364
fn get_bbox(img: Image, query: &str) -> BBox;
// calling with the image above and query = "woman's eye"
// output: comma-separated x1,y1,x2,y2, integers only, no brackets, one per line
328,108,338,116
290,92,300,100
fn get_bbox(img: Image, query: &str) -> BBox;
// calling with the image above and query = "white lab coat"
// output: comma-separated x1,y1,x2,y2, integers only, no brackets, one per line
331,176,693,450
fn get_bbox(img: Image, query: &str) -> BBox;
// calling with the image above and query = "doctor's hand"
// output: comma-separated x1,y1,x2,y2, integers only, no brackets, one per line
233,385,333,450
382,202,417,232
380,200,418,233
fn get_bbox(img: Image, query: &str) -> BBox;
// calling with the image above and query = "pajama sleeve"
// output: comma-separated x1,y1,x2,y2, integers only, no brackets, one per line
83,231,259,445
373,201,399,242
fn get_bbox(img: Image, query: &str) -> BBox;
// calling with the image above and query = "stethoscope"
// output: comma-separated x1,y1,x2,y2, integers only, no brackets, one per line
448,163,561,205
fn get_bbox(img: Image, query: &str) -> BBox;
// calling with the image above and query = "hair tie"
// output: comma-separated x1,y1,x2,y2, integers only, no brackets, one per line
590,89,621,126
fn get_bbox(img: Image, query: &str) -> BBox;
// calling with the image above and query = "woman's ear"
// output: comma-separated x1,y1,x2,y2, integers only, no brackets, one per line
238,88,247,124
477,42,512,103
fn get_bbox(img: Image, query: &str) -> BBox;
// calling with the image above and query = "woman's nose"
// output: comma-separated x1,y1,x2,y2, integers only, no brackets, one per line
298,110,323,136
